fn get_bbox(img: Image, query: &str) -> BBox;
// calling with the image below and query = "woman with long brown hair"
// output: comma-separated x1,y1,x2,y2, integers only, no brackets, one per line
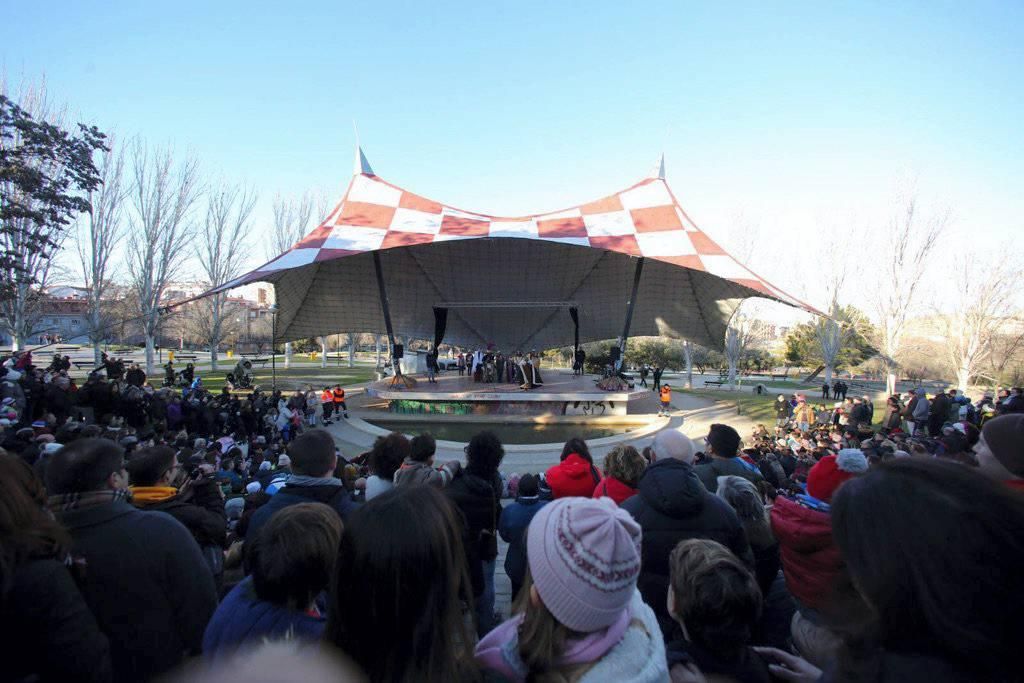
476,497,667,682
323,484,479,682
0,452,111,682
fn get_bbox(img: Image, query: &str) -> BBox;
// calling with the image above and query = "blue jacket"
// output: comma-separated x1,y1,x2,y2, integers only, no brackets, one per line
202,577,325,662
246,482,356,541
498,496,548,589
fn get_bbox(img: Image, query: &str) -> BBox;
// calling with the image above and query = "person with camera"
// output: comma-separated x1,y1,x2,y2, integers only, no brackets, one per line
127,446,228,585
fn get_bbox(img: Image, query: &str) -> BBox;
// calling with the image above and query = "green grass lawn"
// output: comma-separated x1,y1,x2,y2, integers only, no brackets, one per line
199,363,379,392
683,389,780,424
684,387,897,430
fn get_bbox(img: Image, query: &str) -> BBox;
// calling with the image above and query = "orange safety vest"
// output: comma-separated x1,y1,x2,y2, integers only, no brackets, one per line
332,388,346,403
321,389,333,404
660,386,671,402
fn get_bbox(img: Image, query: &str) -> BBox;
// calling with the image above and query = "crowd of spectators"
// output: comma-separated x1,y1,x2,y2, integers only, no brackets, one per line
2,347,1023,682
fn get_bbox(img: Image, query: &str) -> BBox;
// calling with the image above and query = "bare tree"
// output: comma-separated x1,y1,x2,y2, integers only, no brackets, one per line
126,141,201,375
871,185,949,394
682,339,694,388
724,309,768,387
942,251,1021,392
77,138,126,363
197,182,256,371
270,193,313,367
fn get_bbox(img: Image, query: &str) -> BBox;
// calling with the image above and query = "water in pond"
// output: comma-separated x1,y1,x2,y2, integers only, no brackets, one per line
365,420,633,445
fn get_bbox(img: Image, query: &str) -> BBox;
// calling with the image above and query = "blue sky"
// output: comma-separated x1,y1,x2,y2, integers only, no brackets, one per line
3,1,1022,310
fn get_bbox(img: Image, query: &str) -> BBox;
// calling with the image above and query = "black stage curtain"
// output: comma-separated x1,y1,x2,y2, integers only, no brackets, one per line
569,306,580,354
433,307,448,351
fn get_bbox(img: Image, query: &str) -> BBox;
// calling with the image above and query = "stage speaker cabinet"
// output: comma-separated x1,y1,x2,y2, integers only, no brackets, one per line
392,344,404,360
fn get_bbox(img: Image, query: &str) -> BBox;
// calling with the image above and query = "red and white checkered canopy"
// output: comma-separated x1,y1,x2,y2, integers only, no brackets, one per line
212,152,814,350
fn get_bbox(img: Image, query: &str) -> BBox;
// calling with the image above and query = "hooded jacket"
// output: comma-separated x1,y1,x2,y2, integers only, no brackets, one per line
770,495,842,612
246,480,356,543
621,459,753,639
544,453,601,499
592,475,639,505
202,576,325,663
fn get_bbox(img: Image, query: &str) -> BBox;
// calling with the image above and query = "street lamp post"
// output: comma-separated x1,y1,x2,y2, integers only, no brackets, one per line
269,304,279,392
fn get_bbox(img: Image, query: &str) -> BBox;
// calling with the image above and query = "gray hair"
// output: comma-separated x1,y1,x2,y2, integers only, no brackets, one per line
715,475,774,547
651,429,696,464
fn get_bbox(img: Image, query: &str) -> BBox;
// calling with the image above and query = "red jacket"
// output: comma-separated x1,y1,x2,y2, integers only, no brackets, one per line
545,454,601,499
592,476,638,505
770,495,843,611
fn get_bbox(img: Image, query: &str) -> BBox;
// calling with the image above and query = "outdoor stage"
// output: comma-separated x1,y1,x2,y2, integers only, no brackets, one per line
364,370,648,416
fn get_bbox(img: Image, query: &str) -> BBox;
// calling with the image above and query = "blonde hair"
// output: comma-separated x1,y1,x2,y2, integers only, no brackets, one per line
602,445,646,488
514,569,589,682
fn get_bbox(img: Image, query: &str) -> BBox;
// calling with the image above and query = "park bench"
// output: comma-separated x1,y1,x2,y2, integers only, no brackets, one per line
72,361,98,370
703,380,725,387
56,346,79,353
246,357,270,368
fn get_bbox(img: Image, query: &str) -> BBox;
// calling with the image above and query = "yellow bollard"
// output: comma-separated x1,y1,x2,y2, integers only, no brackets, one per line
227,350,233,359
168,350,175,362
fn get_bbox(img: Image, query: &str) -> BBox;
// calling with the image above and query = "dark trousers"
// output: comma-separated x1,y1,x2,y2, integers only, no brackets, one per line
322,403,334,421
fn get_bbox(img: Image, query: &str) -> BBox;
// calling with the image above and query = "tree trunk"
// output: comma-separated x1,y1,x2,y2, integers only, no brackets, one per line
886,371,897,396
956,366,970,394
211,347,219,372
683,340,693,389
284,342,292,368
727,359,738,388
320,337,327,368
375,335,381,366
145,334,156,376
824,365,834,387
348,334,355,368
93,341,102,366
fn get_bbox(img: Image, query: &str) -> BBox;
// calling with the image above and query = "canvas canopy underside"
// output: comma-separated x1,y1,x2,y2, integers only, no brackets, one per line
265,237,755,351
202,154,817,351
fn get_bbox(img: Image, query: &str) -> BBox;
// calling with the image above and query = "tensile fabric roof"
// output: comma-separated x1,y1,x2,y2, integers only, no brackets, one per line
209,151,814,351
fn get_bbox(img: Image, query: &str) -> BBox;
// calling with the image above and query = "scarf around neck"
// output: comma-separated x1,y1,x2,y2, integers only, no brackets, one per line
48,488,132,513
130,486,178,504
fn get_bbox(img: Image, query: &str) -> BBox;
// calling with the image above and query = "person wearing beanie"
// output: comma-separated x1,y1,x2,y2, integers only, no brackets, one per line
475,498,668,682
694,423,764,492
768,449,868,668
976,414,1024,491
497,473,549,601
806,449,869,503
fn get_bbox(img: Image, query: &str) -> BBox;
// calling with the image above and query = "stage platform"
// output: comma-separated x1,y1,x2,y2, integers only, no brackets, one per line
365,370,648,416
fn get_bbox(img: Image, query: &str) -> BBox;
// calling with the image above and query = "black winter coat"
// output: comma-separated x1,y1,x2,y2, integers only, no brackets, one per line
133,478,227,548
56,500,218,683
2,558,112,682
621,459,754,639
446,470,502,597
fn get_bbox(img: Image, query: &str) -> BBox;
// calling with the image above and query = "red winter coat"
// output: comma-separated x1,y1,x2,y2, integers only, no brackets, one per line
770,495,843,611
592,476,638,505
545,453,601,499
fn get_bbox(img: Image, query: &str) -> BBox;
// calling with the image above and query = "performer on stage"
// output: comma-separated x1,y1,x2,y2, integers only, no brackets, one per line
528,351,544,386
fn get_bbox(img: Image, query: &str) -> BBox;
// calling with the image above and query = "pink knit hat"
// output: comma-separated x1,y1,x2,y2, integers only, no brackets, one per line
527,497,642,632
